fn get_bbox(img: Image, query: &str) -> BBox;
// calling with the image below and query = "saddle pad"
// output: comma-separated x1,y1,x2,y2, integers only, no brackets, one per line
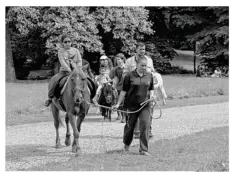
59,75,68,90
58,75,96,100
86,77,96,100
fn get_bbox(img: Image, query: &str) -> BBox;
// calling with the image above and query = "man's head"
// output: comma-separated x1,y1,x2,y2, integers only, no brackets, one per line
136,55,147,73
136,42,146,56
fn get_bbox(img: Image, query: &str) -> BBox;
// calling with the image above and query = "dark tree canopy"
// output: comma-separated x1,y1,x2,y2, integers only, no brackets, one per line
5,6,229,79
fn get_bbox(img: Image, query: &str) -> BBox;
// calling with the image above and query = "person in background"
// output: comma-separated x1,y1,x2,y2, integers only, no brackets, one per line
44,34,82,107
222,66,229,77
113,55,156,156
211,67,222,77
99,55,113,75
109,53,126,122
123,42,154,75
203,66,212,77
123,42,154,138
196,65,207,77
93,67,112,105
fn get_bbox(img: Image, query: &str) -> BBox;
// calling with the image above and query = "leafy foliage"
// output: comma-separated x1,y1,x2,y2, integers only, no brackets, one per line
6,6,155,78
5,6,229,79
94,7,153,54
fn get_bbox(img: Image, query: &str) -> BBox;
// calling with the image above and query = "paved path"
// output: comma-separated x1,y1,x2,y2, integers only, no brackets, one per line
6,102,229,171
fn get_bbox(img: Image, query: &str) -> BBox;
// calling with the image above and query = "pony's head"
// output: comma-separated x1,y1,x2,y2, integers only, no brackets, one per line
101,83,115,104
70,68,87,112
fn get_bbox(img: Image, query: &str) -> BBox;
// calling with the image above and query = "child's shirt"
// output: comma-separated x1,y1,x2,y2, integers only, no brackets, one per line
58,47,82,72
95,74,111,86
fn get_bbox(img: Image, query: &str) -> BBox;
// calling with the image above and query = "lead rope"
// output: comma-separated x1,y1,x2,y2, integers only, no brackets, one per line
100,115,106,170
85,98,162,119
86,98,162,166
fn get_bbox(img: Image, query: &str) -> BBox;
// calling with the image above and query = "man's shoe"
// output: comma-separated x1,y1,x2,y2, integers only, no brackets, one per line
116,115,121,120
44,99,52,107
139,151,151,156
149,132,153,138
123,145,130,152
121,116,125,123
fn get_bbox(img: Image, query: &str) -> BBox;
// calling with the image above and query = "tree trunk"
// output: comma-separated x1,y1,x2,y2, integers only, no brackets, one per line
5,24,16,82
194,54,196,74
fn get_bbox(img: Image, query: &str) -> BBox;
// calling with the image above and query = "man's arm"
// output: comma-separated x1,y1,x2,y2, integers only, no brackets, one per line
116,90,126,106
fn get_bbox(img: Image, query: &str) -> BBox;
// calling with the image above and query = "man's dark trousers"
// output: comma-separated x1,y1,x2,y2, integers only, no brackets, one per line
123,106,151,152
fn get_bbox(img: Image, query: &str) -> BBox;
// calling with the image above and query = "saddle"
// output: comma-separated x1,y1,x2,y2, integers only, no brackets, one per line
55,75,96,107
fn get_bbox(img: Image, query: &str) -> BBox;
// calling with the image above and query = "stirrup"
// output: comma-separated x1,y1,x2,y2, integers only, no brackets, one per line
44,99,52,107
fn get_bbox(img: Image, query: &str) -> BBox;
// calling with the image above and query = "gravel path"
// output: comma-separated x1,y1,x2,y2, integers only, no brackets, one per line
6,102,228,171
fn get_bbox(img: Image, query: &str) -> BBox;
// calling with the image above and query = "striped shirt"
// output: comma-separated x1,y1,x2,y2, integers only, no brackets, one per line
123,54,154,74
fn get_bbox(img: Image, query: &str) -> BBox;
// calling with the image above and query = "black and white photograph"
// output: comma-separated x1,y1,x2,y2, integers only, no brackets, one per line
4,5,229,171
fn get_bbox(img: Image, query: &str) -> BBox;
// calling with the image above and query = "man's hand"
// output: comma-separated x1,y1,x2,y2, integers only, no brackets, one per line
92,99,99,107
112,104,120,110
150,91,156,101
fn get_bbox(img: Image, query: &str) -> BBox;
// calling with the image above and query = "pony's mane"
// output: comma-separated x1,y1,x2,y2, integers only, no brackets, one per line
102,83,113,93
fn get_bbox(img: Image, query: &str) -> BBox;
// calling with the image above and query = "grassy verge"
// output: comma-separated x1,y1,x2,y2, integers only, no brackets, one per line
163,75,228,99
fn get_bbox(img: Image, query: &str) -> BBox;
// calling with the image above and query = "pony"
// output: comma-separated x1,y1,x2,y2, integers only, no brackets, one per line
152,71,167,105
50,67,92,155
98,82,117,121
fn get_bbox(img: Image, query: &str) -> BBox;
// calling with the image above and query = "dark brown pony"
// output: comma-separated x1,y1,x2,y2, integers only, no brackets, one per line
98,83,117,121
51,68,91,154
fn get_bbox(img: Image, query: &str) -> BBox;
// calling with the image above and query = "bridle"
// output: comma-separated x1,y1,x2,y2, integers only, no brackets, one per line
71,75,86,105
102,83,115,104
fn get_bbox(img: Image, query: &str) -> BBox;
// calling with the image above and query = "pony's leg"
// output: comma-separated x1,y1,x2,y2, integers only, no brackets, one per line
51,104,61,149
68,113,80,154
65,115,71,146
76,113,86,133
116,111,121,120
108,110,112,121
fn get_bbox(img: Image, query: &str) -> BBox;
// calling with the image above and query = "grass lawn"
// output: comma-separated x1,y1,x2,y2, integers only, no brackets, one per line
5,75,229,126
163,75,228,99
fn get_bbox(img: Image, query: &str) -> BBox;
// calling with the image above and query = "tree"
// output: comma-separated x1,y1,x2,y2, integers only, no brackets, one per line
94,7,153,55
6,6,43,79
5,23,16,82
166,7,229,68
6,6,155,76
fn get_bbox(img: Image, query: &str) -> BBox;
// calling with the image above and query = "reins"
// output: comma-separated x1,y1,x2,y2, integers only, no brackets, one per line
86,98,162,119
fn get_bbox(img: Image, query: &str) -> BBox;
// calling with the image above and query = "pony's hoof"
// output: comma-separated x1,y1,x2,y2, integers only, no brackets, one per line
75,148,82,156
72,146,81,154
55,144,62,149
65,138,71,146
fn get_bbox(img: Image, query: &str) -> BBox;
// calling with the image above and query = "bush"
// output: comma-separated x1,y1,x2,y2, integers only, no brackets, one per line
15,67,30,80
168,66,194,74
